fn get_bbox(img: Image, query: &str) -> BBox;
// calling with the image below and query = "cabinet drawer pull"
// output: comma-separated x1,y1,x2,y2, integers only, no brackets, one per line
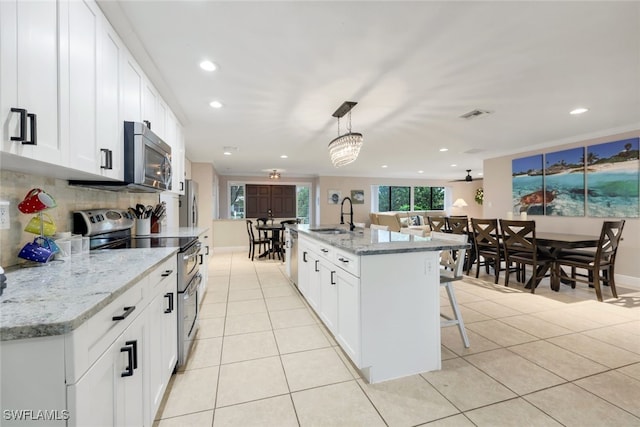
120,344,134,377
338,257,349,264
321,248,329,253
161,269,173,277
331,271,336,285
314,260,320,272
164,292,174,313
100,148,113,169
10,108,27,141
126,340,138,369
112,305,135,321
25,113,37,145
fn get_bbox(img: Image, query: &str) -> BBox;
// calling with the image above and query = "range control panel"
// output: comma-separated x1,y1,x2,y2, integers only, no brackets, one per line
73,209,135,236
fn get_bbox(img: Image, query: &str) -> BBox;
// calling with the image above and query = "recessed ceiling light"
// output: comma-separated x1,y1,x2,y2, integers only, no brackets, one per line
418,170,424,174
381,165,388,168
439,148,448,152
450,164,457,167
223,146,238,155
280,155,288,159
570,107,588,115
199,60,217,72
209,100,223,109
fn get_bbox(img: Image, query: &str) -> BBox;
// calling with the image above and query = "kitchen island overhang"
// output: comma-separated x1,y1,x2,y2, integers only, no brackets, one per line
294,225,468,383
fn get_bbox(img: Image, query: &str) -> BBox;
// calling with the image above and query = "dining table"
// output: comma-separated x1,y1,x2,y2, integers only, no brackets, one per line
527,231,600,291
255,223,285,259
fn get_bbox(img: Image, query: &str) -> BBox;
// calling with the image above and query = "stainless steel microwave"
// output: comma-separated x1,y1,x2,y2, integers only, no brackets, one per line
70,121,172,193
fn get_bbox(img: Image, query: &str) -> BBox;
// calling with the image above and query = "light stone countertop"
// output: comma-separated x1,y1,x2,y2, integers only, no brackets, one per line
294,224,468,255
0,248,178,341
146,226,208,238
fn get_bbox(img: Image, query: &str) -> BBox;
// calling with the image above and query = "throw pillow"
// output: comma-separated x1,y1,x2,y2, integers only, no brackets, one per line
411,215,422,226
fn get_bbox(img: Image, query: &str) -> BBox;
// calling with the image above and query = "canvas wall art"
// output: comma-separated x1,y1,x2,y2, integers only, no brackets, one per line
351,190,364,204
512,154,544,215
544,147,585,216
586,137,639,217
328,190,341,204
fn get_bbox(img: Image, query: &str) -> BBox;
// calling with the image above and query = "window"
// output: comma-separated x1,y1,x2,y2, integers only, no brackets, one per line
229,183,245,218
414,186,445,210
377,186,410,212
374,185,445,211
296,186,310,224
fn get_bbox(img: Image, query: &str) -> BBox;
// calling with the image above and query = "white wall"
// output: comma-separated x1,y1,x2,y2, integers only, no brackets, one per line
483,129,640,284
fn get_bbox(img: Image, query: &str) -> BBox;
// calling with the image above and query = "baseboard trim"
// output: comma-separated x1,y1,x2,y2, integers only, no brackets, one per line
616,274,640,290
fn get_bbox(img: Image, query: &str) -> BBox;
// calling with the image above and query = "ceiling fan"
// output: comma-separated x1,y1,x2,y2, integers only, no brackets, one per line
450,170,476,182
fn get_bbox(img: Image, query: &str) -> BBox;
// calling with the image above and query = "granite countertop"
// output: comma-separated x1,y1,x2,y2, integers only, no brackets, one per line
148,226,208,238
295,224,468,255
0,248,178,341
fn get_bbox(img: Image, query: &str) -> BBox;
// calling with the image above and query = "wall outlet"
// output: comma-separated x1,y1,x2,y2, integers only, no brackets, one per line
0,201,10,230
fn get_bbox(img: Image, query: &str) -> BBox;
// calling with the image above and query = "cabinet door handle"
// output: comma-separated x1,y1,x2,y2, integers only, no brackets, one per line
303,251,308,262
112,305,136,321
100,148,113,169
161,269,173,277
205,246,210,256
321,248,329,253
126,340,138,369
180,181,184,191
315,260,319,272
199,254,203,265
143,120,151,130
25,113,37,145
120,345,134,377
164,292,174,313
331,271,336,285
10,108,27,141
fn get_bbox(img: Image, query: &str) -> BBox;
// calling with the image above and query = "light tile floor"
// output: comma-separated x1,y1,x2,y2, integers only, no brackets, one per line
155,252,640,427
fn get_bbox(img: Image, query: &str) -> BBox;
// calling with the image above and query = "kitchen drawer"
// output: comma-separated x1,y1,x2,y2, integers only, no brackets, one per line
334,249,360,277
148,256,177,291
316,244,333,262
65,275,148,383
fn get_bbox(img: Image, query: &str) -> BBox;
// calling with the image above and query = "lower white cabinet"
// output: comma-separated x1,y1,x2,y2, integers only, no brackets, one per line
0,256,177,427
67,308,147,427
318,262,338,334
335,268,360,364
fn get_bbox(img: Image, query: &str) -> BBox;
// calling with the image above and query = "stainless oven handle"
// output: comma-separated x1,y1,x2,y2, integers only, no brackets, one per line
183,273,202,301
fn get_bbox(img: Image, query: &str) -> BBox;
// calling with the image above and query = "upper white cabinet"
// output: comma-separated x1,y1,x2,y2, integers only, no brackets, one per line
0,0,64,164
121,53,143,123
142,81,158,132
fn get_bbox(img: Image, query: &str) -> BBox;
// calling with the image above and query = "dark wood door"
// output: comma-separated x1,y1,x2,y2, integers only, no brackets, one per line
245,184,296,218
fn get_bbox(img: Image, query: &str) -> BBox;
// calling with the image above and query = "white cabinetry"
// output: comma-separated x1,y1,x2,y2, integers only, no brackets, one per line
0,256,178,427
298,234,442,383
198,231,210,304
121,53,143,123
0,0,63,163
147,259,177,421
63,0,99,174
67,309,147,427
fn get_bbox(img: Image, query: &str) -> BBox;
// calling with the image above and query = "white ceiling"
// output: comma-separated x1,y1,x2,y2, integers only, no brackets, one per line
98,1,640,180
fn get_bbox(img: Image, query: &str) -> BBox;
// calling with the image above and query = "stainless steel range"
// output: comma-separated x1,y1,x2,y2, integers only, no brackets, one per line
73,208,201,368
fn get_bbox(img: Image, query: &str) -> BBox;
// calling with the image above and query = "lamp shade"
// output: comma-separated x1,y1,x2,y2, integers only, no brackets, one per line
452,198,468,208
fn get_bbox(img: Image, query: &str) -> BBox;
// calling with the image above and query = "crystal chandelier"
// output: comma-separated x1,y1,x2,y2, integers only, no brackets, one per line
328,101,363,167
269,169,281,179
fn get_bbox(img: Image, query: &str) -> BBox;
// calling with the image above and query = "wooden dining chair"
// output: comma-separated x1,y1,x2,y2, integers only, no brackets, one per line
447,216,469,235
432,231,470,348
427,216,448,232
246,219,270,261
470,218,504,283
499,220,554,293
555,220,625,301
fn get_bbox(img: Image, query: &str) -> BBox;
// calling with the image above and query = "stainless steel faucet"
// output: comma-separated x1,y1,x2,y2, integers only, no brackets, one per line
340,197,355,231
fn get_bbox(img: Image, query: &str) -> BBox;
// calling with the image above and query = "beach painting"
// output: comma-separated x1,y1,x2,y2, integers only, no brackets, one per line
512,154,544,214
544,147,585,216
586,138,639,217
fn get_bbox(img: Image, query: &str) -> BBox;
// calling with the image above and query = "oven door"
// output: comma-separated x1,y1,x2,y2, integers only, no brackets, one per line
180,241,202,289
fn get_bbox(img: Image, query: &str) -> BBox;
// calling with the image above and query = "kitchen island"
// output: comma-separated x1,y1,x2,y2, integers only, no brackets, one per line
294,224,467,383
